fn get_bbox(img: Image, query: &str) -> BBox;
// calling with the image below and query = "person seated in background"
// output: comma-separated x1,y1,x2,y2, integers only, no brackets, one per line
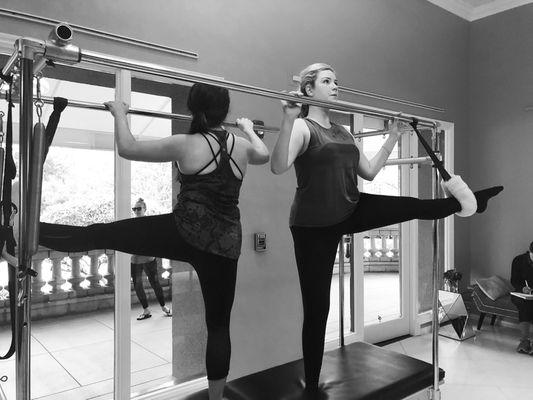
510,241,533,354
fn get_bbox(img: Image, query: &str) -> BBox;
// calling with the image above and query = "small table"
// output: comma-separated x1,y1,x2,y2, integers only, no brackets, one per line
438,290,475,341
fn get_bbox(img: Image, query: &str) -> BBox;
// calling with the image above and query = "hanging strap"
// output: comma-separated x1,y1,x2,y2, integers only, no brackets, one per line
409,118,451,181
43,97,68,160
0,84,16,360
0,92,66,360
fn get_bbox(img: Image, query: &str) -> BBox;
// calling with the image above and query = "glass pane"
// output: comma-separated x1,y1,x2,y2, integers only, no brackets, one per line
32,119,114,398
360,120,401,327
0,58,117,399
129,115,174,393
0,61,116,398
128,83,190,395
417,129,445,313
129,159,173,393
326,238,354,341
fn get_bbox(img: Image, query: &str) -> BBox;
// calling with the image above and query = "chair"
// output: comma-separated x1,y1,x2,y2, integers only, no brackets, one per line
471,284,518,330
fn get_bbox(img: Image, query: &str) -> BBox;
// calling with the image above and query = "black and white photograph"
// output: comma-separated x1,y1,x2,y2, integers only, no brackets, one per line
0,1,531,399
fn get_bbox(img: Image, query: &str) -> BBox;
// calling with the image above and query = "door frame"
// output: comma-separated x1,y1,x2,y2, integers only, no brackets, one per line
325,114,455,347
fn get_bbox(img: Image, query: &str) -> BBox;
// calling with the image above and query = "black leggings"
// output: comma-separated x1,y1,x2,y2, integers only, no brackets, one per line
511,296,533,322
131,259,166,309
39,213,237,381
290,193,461,389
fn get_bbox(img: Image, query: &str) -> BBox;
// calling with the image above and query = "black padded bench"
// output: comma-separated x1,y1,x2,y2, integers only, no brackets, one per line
471,285,518,330
185,341,444,400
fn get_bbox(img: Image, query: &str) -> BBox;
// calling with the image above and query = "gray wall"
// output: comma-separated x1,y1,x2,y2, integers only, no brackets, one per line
469,5,533,284
0,0,472,379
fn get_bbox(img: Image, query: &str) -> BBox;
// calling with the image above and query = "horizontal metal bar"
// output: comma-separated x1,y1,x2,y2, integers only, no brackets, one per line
1,38,439,128
384,156,433,166
36,96,278,133
352,127,421,139
2,48,19,76
339,86,445,113
0,8,198,59
293,75,445,113
78,49,437,128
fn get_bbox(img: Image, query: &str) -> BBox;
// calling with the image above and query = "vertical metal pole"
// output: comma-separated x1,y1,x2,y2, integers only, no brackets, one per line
350,234,355,332
338,237,345,347
430,129,441,399
16,54,33,400
348,115,356,334
114,69,132,400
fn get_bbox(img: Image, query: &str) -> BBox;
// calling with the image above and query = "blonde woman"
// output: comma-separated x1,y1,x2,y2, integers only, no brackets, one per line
271,63,503,392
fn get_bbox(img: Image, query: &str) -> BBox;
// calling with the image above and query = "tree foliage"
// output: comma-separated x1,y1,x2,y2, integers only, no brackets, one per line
38,147,172,225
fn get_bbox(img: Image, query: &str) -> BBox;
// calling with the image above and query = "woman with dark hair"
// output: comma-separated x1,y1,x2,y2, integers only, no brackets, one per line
39,83,270,400
271,63,503,394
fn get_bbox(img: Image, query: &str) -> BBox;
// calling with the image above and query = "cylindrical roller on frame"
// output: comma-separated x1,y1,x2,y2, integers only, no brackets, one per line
27,122,46,256
0,114,4,214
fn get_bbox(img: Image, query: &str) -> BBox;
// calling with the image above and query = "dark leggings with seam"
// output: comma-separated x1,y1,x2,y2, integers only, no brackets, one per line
290,193,461,389
39,213,237,381
131,259,166,309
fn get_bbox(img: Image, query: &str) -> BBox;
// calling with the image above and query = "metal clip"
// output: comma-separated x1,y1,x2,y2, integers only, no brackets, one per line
34,73,44,123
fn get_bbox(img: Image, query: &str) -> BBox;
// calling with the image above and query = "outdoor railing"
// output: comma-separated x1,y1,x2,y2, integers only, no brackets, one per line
0,248,172,324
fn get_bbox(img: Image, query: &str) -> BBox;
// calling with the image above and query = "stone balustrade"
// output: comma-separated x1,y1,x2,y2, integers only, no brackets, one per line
0,248,172,325
337,228,400,273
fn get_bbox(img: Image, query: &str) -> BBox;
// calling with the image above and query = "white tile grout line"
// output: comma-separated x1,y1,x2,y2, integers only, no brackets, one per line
130,336,172,364
32,333,84,388
33,363,172,400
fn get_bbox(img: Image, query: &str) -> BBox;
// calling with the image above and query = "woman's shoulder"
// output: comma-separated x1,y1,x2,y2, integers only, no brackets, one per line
331,122,355,138
294,118,312,135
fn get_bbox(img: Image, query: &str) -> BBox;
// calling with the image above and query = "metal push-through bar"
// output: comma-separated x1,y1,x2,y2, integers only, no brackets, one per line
81,49,439,128
292,76,445,113
3,95,430,140
385,156,433,166
3,92,436,167
337,86,444,113
36,96,279,133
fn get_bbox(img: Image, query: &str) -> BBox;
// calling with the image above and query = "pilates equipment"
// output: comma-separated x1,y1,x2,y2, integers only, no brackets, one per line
409,118,451,181
1,24,438,129
27,121,46,255
184,342,444,400
0,83,17,363
1,23,447,400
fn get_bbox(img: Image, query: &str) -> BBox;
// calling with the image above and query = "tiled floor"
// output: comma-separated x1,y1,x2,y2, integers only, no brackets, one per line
383,325,533,399
326,272,400,340
0,305,173,400
1,276,531,399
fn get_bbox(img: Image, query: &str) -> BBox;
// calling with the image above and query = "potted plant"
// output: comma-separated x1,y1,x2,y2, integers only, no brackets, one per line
443,268,462,293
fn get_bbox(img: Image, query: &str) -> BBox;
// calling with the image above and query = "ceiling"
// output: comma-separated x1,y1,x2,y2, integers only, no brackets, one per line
427,0,533,20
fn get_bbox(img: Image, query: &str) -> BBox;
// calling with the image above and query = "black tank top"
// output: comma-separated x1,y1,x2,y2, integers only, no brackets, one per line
173,130,243,259
290,118,360,227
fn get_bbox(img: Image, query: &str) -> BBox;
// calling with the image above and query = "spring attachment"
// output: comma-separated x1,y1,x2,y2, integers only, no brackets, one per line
34,74,44,124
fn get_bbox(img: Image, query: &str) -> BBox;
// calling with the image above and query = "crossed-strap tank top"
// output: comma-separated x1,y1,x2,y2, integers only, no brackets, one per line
173,130,243,260
290,118,360,227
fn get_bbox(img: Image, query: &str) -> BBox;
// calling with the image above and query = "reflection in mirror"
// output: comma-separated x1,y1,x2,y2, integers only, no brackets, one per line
438,290,475,341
